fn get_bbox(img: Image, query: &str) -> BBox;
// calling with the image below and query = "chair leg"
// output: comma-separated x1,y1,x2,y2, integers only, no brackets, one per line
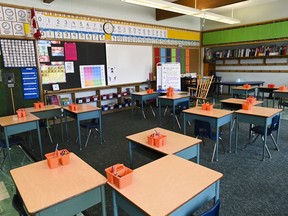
261,136,272,158
150,105,156,117
219,137,225,153
211,143,217,162
46,127,53,144
270,134,279,151
17,145,34,162
175,115,181,129
84,129,93,148
243,134,259,150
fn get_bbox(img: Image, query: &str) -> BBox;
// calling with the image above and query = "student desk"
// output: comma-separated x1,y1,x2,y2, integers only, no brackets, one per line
257,86,279,106
231,86,257,98
273,89,288,108
235,106,282,160
158,94,190,126
215,81,264,95
63,104,102,150
25,105,64,142
183,107,233,160
109,155,223,216
220,98,263,110
10,153,107,216
131,91,159,119
0,113,43,169
126,127,202,167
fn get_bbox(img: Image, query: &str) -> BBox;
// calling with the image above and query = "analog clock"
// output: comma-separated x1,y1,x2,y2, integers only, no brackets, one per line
103,22,114,34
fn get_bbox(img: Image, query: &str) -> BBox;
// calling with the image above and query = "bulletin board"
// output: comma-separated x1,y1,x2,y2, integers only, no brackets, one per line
41,41,106,91
106,44,152,85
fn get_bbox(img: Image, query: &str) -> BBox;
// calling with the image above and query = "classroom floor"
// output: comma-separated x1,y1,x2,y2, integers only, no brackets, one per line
1,95,288,215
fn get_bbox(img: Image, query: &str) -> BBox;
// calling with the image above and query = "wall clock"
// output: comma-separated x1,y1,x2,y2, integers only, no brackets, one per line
103,22,114,34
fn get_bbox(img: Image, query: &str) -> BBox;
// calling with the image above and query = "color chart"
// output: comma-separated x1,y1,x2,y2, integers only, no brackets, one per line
79,65,106,88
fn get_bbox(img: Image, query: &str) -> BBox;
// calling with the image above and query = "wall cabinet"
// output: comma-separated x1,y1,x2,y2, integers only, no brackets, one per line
44,82,147,113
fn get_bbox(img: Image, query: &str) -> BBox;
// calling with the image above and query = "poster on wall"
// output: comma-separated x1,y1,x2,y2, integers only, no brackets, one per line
79,65,106,88
157,62,181,90
40,64,66,84
21,67,40,100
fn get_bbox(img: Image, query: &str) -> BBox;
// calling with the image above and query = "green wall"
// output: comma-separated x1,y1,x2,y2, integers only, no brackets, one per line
203,20,288,46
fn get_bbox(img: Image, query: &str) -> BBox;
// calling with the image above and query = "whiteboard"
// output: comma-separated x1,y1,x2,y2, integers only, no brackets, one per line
106,44,152,85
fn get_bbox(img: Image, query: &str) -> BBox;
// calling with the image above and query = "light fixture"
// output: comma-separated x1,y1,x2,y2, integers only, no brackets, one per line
121,0,240,24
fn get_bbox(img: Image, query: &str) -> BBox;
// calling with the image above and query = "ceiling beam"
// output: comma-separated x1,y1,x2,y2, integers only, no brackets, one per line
156,0,247,21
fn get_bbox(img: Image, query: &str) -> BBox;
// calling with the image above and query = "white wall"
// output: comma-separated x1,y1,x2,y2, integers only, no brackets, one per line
0,0,201,30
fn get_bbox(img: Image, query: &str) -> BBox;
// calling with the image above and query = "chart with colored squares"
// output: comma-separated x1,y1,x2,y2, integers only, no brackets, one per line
79,65,106,88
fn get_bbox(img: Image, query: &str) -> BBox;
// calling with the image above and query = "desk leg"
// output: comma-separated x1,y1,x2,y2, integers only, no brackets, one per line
36,121,43,160
141,101,146,120
159,101,162,125
60,115,64,142
262,122,268,161
101,185,107,216
4,128,12,169
235,116,239,154
215,124,219,162
77,119,82,150
196,144,200,164
99,111,103,145
183,114,187,135
65,113,69,143
273,95,275,108
229,117,232,153
129,141,133,168
112,190,118,216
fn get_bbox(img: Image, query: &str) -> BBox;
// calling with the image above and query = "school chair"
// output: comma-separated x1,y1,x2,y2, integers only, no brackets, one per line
194,120,225,162
188,75,214,107
244,114,280,158
76,118,103,148
39,119,53,144
167,100,190,129
12,194,28,216
0,137,33,170
199,199,220,216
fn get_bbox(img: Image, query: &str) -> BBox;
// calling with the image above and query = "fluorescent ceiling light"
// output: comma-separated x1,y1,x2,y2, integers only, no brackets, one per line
121,0,240,24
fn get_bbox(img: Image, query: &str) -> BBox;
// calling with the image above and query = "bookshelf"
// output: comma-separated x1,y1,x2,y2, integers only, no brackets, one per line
208,44,288,73
43,82,146,114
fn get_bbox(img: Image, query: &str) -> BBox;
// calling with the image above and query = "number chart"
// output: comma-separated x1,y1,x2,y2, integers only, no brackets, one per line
79,65,106,88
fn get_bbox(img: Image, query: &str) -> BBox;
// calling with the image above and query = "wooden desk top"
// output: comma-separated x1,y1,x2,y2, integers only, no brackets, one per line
220,98,263,106
258,86,279,90
108,155,223,216
132,91,159,96
126,127,201,155
25,105,61,113
235,106,282,117
232,86,256,90
274,89,288,93
10,153,106,214
158,94,189,100
183,107,233,118
0,113,40,127
63,104,101,114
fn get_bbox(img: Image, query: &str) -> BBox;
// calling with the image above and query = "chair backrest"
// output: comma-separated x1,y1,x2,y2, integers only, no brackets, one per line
188,75,214,106
269,114,280,133
194,120,213,140
196,75,214,100
199,199,220,216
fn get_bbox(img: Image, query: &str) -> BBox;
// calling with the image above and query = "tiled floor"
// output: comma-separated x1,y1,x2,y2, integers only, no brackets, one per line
0,95,287,215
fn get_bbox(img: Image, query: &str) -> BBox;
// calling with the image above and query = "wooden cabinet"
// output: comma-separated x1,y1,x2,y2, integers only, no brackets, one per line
203,63,216,76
